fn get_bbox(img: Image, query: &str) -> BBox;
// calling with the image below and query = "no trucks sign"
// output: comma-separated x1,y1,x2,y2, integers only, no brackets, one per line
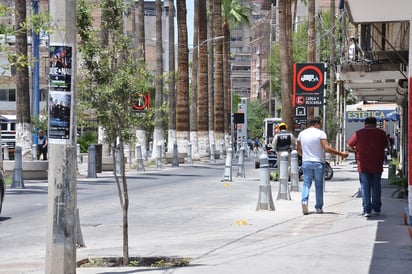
293,63,325,107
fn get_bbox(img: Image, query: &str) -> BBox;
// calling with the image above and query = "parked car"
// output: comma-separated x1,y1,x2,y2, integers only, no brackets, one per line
0,170,5,214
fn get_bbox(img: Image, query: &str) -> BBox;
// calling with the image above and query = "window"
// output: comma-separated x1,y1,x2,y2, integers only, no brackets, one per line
0,89,16,101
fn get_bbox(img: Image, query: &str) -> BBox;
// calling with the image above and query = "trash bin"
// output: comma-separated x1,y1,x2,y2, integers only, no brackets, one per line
91,144,102,173
388,164,396,182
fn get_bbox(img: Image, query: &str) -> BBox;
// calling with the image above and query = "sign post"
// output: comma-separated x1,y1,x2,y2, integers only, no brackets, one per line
45,1,78,273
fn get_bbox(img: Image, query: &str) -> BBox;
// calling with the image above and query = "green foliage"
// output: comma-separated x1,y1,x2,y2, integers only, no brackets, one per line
247,99,270,139
77,0,154,150
77,131,98,153
31,116,48,134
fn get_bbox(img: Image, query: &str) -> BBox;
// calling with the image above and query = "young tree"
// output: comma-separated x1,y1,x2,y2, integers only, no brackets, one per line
77,0,153,265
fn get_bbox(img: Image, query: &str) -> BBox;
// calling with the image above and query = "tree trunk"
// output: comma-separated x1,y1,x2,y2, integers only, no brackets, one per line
213,0,224,146
197,0,209,158
207,0,215,153
278,0,294,130
167,0,177,152
152,0,164,160
136,0,147,158
176,0,190,150
307,0,316,119
190,0,200,158
15,0,32,160
222,17,230,145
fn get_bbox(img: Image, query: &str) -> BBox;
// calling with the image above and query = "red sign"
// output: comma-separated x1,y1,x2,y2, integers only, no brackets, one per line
294,63,325,94
132,93,151,111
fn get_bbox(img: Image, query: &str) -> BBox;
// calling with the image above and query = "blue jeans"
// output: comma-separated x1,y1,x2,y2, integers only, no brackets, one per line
359,172,382,213
301,161,325,209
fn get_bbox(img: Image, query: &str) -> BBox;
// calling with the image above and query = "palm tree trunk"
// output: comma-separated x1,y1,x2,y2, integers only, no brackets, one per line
307,0,316,119
197,0,209,158
15,0,32,160
167,0,177,152
152,0,164,160
191,0,200,158
213,0,224,146
207,0,215,153
222,17,230,145
176,0,190,150
279,0,294,129
136,0,147,158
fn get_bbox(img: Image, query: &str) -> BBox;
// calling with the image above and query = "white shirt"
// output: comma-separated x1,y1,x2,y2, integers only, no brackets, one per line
297,127,327,163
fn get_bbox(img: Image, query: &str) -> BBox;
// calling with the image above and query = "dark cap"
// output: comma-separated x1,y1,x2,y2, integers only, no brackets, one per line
364,117,377,125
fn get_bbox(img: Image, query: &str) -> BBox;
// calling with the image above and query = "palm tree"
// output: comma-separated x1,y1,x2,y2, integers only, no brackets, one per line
167,0,177,151
278,0,294,129
190,0,200,158
307,0,316,119
207,0,215,151
136,0,147,158
152,0,164,160
197,0,209,157
15,0,32,160
176,0,190,149
221,0,250,142
213,0,224,146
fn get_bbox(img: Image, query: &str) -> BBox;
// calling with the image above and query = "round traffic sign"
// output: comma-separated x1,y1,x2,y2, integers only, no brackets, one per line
297,65,323,92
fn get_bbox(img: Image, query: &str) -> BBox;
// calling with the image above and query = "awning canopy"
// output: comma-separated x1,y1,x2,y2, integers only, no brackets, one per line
346,109,400,122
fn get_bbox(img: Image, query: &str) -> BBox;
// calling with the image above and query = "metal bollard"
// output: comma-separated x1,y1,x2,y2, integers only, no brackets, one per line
136,144,145,171
87,145,97,178
222,147,232,181
172,142,179,167
11,146,24,188
256,154,275,211
210,143,215,163
32,144,37,160
277,151,291,200
76,144,81,165
236,147,245,178
290,150,299,191
3,144,9,160
220,142,224,160
156,143,163,169
187,143,192,165
115,145,121,175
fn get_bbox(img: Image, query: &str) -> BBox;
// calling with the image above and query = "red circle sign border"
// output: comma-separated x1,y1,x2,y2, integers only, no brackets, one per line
297,65,323,92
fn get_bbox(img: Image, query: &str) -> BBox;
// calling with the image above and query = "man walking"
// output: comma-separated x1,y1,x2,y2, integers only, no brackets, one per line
347,117,388,217
297,117,348,215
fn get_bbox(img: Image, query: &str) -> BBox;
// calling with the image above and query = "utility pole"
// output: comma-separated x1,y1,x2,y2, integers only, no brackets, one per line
45,1,78,273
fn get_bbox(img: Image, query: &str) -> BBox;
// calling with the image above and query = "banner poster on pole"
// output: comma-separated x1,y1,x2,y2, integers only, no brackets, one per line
48,91,71,141
49,45,72,91
48,45,73,143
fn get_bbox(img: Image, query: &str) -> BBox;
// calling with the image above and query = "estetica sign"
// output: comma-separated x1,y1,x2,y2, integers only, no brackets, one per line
346,109,399,122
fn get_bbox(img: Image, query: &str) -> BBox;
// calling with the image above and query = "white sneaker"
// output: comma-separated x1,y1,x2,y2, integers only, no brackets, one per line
363,212,372,217
302,201,309,215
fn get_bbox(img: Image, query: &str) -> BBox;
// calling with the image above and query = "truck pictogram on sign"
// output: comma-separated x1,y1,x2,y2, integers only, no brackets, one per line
300,74,319,82
294,63,325,94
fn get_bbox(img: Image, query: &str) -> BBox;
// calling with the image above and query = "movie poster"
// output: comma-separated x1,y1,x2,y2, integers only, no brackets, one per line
48,91,71,140
49,45,72,91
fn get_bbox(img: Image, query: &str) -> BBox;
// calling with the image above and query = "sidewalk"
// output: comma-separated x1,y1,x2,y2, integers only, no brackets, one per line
75,159,410,274
2,157,411,274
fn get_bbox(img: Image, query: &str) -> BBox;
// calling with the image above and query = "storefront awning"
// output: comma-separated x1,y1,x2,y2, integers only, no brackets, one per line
346,110,400,122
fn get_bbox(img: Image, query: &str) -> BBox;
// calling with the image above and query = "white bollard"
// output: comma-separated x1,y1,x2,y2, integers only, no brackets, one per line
222,147,233,181
136,144,145,171
156,143,163,169
277,151,291,200
236,147,245,178
210,143,216,163
290,150,299,191
172,143,179,167
256,154,275,211
187,143,192,165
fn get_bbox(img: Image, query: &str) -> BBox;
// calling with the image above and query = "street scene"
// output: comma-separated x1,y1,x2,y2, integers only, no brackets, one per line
0,155,410,273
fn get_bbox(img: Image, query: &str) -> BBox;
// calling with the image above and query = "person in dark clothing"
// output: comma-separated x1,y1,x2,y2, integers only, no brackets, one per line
347,117,388,217
37,130,48,160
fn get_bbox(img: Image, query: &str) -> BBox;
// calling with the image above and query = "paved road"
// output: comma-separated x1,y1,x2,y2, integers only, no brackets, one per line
0,156,410,274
